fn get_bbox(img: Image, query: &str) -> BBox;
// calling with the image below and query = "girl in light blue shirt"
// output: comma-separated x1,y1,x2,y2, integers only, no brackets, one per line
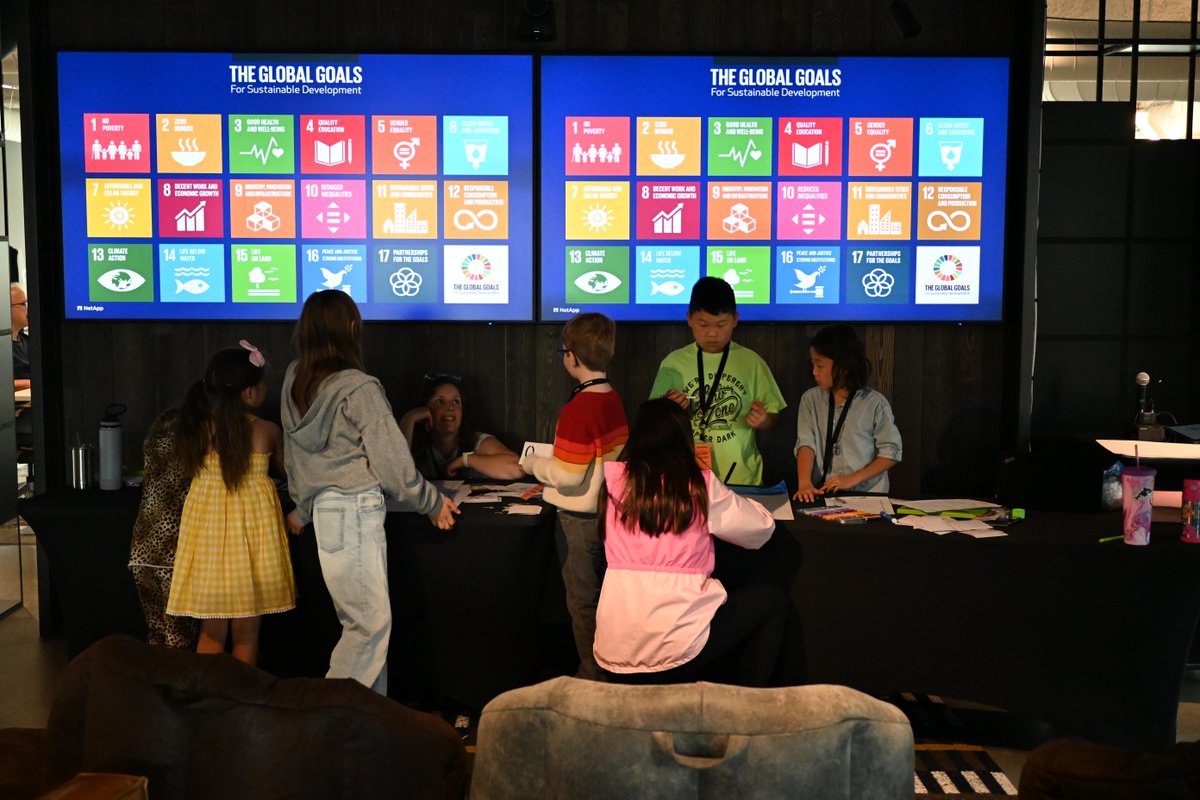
793,325,902,502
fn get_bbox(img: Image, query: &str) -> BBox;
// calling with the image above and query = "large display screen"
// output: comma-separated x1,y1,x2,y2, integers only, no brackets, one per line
539,56,1010,322
57,52,534,321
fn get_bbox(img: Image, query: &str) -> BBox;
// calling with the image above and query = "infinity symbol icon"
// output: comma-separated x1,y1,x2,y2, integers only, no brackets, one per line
926,210,972,232
453,209,499,231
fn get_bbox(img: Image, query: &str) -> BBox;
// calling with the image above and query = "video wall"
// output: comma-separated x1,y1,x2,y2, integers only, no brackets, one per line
57,52,535,321
539,56,1010,322
57,53,1012,323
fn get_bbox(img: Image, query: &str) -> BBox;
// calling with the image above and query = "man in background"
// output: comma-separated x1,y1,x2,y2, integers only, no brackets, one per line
11,282,29,392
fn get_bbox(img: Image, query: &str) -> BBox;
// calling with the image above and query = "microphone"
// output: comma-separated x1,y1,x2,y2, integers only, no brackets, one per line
1136,371,1150,416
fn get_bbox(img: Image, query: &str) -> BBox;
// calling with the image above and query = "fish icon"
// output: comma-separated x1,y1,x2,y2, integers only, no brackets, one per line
651,280,685,297
175,278,211,295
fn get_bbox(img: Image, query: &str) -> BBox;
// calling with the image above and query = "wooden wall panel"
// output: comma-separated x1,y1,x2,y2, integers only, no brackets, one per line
31,0,1031,495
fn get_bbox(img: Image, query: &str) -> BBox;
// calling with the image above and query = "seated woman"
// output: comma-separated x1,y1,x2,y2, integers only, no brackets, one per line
400,373,525,480
594,398,788,687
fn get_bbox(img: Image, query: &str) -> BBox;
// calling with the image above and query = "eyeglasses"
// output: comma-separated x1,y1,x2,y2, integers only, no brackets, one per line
556,347,571,355
423,372,462,385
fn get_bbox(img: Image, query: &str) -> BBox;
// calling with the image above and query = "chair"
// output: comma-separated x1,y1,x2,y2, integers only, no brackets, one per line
4,635,468,800
471,677,913,800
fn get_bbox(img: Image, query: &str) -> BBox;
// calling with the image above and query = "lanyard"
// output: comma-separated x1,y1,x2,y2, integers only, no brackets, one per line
820,390,855,485
695,344,730,438
570,377,610,400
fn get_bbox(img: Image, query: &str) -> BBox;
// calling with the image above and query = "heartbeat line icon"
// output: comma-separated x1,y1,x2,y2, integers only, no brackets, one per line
239,136,286,165
717,139,762,168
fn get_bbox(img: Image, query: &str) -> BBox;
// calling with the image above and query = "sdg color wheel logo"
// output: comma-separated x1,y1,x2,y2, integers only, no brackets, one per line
932,253,964,281
460,253,492,281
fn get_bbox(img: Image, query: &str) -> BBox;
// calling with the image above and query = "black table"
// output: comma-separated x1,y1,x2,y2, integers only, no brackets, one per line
22,488,565,711
769,509,1200,752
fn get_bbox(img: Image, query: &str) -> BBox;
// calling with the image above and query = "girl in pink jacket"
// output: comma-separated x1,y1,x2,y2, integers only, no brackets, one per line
594,398,788,686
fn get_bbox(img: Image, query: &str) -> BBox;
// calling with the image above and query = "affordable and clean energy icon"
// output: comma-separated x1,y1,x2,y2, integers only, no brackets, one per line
102,201,136,232
581,203,614,235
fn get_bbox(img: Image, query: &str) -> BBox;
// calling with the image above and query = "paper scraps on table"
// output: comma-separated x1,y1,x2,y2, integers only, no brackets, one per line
503,504,543,516
893,515,1006,537
459,483,542,504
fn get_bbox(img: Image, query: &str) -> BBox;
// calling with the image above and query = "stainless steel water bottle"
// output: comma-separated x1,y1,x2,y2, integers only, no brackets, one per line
98,403,126,490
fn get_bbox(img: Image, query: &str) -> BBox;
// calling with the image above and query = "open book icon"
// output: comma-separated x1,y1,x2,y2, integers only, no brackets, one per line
315,139,351,167
791,141,829,169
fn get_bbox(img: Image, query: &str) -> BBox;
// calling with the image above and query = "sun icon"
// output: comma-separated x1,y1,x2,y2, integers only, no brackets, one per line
581,203,613,235
103,201,136,232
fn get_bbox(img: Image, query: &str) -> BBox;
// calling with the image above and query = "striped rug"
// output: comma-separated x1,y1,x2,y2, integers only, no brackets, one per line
915,743,1019,797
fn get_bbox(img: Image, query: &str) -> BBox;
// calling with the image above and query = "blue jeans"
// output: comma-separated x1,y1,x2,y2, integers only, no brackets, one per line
312,487,390,695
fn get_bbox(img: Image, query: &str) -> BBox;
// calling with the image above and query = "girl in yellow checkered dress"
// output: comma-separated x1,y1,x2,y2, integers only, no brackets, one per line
167,341,296,665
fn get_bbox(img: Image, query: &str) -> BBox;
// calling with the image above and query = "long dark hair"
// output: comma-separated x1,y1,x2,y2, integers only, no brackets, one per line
810,324,871,395
175,347,267,490
600,398,708,538
410,375,479,478
290,290,364,416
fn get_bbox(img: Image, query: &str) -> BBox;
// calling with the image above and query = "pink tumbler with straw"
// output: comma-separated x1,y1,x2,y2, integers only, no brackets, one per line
1121,466,1156,546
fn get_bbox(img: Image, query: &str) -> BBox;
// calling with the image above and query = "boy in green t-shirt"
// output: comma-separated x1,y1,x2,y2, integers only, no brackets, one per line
650,277,786,486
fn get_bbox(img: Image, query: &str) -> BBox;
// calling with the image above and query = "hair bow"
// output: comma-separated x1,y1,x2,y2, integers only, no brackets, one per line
240,339,266,368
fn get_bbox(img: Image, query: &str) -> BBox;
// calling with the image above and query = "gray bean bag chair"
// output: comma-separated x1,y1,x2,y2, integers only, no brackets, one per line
471,677,913,799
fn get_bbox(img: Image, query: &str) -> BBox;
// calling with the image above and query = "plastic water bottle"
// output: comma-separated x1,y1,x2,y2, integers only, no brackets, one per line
98,403,126,490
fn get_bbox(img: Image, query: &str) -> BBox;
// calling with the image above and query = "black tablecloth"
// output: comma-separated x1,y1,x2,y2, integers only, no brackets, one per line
22,488,562,711
771,509,1200,752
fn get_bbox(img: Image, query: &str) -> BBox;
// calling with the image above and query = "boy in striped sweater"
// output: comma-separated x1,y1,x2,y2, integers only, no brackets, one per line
523,313,628,679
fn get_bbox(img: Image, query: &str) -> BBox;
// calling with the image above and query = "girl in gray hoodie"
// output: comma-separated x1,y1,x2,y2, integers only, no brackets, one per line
282,290,458,694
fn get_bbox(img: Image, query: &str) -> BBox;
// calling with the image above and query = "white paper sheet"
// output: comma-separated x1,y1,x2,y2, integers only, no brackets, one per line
894,515,1000,535
825,495,895,515
503,504,544,515
893,498,1000,513
519,441,554,466
744,492,795,521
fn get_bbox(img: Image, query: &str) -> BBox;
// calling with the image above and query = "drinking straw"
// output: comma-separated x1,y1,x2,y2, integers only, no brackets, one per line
1136,444,1140,468
723,462,736,483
